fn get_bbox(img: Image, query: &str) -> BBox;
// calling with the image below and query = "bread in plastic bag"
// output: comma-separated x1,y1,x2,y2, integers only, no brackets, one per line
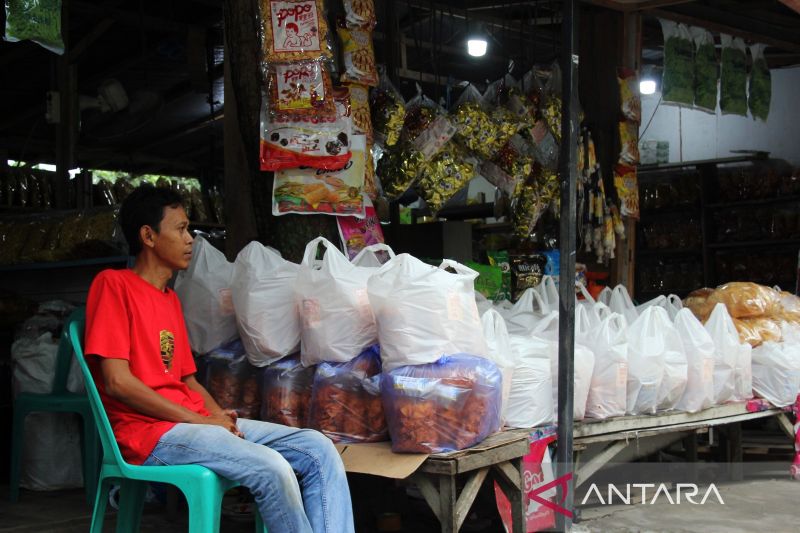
231,242,301,366
260,353,315,427
204,339,262,420
734,317,783,347
367,254,489,372
706,282,780,319
308,344,386,443
174,236,239,355
683,287,715,322
381,354,502,453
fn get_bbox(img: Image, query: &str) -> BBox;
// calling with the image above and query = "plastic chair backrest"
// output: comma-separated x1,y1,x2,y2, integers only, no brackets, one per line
65,308,129,471
51,328,77,395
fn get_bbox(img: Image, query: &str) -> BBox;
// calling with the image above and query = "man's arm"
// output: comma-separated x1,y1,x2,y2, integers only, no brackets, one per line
98,357,240,435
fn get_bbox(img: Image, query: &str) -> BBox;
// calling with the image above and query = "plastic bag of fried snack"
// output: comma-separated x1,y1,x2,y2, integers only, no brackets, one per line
260,353,315,427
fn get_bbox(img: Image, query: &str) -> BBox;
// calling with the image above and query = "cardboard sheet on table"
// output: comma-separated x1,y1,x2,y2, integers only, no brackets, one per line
335,441,428,479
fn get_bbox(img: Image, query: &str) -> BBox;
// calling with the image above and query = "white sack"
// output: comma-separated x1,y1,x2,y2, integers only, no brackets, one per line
704,304,741,404
368,254,488,372
231,242,301,366
504,334,554,428
174,236,238,355
295,237,379,365
626,306,668,414
482,309,515,416
674,309,715,413
609,285,639,326
499,288,551,336
585,313,628,419
751,342,800,407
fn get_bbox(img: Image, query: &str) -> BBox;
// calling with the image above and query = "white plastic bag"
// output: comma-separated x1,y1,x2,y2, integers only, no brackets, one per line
734,341,753,401
535,275,560,311
585,313,628,419
295,237,379,366
751,342,800,407
367,254,488,372
597,286,613,306
674,309,715,413
231,242,301,367
609,285,639,326
350,243,396,268
704,304,740,404
626,306,668,414
655,311,688,412
174,236,238,355
482,309,515,415
500,288,551,336
505,334,553,428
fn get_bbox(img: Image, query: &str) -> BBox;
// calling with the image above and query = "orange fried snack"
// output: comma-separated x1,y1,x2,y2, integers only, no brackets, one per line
261,354,315,427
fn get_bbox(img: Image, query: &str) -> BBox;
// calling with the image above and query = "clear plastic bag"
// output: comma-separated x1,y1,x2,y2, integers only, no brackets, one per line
720,34,748,116
749,43,771,121
204,339,262,420
370,71,405,148
266,60,336,121
3,0,65,54
691,26,718,113
337,23,378,86
308,345,386,443
660,19,694,105
260,353,315,427
259,0,333,62
381,354,502,453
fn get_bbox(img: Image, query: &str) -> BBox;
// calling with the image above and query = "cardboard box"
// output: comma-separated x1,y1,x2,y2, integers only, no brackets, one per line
336,441,428,479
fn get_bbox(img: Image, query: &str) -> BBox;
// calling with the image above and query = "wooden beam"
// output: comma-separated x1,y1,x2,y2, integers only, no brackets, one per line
650,8,800,53
780,0,800,15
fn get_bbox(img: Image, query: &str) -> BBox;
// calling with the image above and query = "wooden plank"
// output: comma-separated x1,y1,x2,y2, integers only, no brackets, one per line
776,412,796,440
421,438,529,475
410,474,442,523
454,468,489,531
492,459,525,533
492,461,522,489
575,440,629,487
439,474,457,533
574,404,781,438
431,429,530,459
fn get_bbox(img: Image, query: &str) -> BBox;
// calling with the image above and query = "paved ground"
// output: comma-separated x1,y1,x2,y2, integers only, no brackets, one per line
2,474,799,532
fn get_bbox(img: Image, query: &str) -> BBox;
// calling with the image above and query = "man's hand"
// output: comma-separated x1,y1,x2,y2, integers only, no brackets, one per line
203,412,244,438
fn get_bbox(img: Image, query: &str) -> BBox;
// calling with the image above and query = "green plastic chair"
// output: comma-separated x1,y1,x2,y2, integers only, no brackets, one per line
9,324,100,504
65,308,266,533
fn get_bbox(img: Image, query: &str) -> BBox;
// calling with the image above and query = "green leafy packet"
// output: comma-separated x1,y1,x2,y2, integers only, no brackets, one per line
466,262,504,302
690,26,718,113
4,0,65,54
660,19,694,106
486,251,511,302
720,34,748,116
749,43,771,121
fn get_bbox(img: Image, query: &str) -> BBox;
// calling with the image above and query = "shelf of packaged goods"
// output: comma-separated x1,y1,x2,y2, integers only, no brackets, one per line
0,255,130,272
637,153,769,173
708,239,800,250
706,195,800,209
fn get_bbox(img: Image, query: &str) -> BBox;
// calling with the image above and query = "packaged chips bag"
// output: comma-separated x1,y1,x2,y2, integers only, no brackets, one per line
381,354,502,453
337,22,378,86
308,344,386,443
260,0,332,62
260,353,315,427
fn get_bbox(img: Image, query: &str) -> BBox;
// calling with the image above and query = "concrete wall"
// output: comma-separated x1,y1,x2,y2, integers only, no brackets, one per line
639,66,800,166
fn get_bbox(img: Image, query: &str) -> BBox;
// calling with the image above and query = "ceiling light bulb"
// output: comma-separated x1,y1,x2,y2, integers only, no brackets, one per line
467,38,487,57
640,79,656,95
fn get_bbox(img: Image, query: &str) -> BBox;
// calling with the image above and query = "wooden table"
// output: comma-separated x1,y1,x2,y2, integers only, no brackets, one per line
409,428,530,533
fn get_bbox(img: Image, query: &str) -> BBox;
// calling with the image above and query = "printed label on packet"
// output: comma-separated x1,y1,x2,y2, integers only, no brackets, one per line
274,63,326,111
617,361,629,389
354,288,373,322
270,1,322,54
302,298,321,329
446,290,464,321
218,288,234,316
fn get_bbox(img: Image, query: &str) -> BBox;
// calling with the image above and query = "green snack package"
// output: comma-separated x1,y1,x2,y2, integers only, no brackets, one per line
691,26,718,113
660,19,694,106
749,43,771,121
720,34,747,116
486,250,511,302
3,0,65,54
467,262,504,302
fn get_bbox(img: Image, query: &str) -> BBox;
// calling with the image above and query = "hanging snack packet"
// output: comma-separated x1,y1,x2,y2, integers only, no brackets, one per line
267,60,336,120
3,0,65,54
337,22,378,86
618,121,640,165
617,67,641,123
720,34,748,116
337,195,384,260
416,141,476,213
347,83,373,143
370,72,405,147
452,85,515,160
691,26,718,113
375,143,425,199
660,19,694,105
363,145,379,200
512,164,559,239
613,163,639,219
273,134,366,216
402,86,439,143
749,43,771,121
343,0,376,29
261,0,332,62
260,88,352,171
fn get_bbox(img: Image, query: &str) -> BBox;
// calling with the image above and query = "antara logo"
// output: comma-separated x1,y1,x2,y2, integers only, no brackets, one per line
276,3,313,26
581,483,725,506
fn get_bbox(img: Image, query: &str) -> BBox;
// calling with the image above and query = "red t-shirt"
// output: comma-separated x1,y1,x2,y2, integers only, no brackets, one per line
85,268,210,464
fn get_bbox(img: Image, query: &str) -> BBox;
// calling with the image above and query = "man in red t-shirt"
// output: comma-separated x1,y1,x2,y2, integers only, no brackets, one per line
85,184,353,533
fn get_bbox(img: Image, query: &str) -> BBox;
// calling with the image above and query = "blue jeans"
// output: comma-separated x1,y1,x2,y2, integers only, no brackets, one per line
142,418,354,533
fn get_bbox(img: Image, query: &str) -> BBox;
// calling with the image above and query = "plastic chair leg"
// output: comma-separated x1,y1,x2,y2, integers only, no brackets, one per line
79,411,100,506
90,476,114,533
116,479,146,533
8,405,28,503
254,508,267,532
183,483,224,533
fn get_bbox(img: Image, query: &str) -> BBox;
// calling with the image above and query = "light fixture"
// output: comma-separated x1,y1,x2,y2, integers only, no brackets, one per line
639,79,657,95
466,22,488,57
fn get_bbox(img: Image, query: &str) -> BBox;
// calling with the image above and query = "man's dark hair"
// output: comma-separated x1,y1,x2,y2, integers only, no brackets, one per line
119,184,184,256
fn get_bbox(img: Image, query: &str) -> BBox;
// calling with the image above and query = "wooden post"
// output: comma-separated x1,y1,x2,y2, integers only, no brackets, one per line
55,2,77,210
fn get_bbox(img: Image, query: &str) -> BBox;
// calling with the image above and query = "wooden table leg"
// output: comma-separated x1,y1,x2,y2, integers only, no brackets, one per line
728,422,743,481
439,474,457,533
493,459,524,533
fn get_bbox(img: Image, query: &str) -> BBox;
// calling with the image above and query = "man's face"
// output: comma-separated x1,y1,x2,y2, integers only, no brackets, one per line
150,205,194,270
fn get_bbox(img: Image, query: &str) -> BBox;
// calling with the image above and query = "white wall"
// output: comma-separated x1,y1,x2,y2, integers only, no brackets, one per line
639,66,800,166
